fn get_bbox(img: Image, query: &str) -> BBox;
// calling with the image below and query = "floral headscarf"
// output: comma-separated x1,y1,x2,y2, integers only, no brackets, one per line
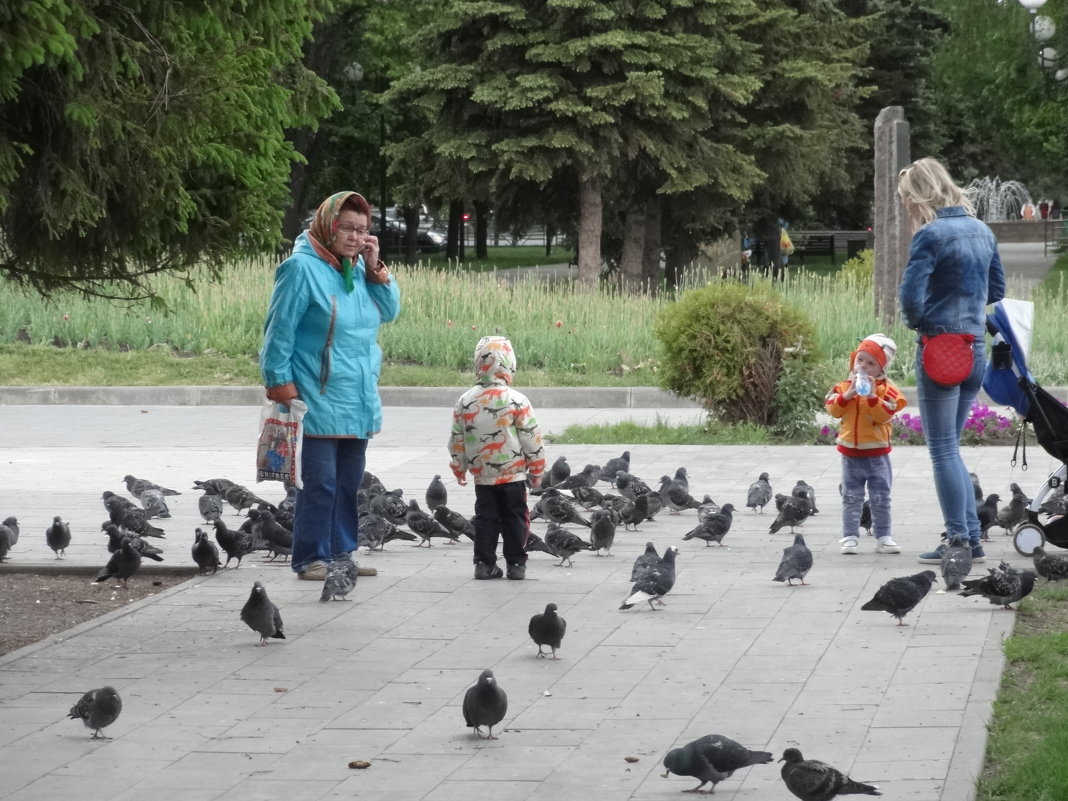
307,191,371,293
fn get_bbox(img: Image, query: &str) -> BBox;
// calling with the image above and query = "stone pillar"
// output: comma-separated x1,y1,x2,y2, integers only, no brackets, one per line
873,107,911,327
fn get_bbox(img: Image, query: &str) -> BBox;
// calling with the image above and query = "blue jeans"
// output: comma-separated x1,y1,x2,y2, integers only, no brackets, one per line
841,453,892,539
292,437,367,572
915,339,984,545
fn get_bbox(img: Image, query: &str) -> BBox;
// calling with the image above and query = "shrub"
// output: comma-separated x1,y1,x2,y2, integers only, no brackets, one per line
839,248,873,286
815,401,1018,446
653,281,821,426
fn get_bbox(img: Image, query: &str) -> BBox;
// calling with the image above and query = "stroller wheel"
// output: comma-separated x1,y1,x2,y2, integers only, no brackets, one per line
1013,522,1046,557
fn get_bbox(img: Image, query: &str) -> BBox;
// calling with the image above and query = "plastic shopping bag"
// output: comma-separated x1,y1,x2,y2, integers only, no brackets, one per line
256,399,307,489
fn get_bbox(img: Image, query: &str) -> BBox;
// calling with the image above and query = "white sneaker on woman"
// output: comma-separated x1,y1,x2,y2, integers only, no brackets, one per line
840,536,859,554
876,536,901,554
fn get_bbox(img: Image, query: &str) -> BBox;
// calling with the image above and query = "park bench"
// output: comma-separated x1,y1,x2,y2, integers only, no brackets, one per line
792,233,836,266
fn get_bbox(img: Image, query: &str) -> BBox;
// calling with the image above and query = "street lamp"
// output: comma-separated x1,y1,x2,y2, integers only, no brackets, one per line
1018,0,1068,87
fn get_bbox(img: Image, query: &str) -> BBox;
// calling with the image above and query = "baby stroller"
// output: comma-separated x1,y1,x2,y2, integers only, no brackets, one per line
983,299,1068,555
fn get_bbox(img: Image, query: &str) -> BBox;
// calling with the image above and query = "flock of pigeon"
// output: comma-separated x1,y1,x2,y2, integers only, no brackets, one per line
9,454,1066,798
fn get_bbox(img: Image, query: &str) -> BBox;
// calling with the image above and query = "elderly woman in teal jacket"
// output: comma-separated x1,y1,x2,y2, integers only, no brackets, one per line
260,191,401,581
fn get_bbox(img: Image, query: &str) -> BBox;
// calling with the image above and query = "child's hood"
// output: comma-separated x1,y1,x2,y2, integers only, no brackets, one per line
473,336,516,386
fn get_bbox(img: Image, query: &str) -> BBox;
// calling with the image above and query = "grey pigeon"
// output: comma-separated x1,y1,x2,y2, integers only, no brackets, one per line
0,522,12,562
615,470,653,500
109,504,165,538
247,508,293,561
68,685,122,740
793,480,819,514
369,489,409,526
462,669,507,739
548,455,571,487
746,472,773,513
970,471,984,503
1031,545,1068,582
124,474,181,497
523,531,556,557
696,495,721,523
320,553,358,602
673,466,690,491
570,484,605,509
95,539,142,587
138,488,171,519
631,541,660,582
528,602,566,659
240,581,285,645
433,505,476,542
102,491,136,517
978,494,999,540
361,470,387,494
544,522,595,567
769,489,811,534
198,493,225,522
213,518,256,568
620,546,677,610
997,488,1029,533
192,528,221,574
636,491,665,521
222,483,272,512
959,561,1036,610
2,515,19,546
773,533,813,586
658,475,701,514
598,450,630,483
1039,484,1068,517
618,496,645,531
940,534,973,591
858,501,872,536
538,489,592,527
662,734,774,794
549,463,602,492
425,474,448,511
589,509,616,555
359,513,417,551
683,503,734,547
193,477,236,495
861,570,937,625
406,499,456,546
45,516,71,558
779,747,881,800
102,524,163,561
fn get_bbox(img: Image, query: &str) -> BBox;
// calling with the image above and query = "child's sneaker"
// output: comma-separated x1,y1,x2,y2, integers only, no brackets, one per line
970,544,986,563
876,536,901,554
840,536,859,555
474,562,504,580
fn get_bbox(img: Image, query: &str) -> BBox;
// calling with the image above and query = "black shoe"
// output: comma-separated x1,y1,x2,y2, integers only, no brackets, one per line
474,562,504,580
507,563,526,580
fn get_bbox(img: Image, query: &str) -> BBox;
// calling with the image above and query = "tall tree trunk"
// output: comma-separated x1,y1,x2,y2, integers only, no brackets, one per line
402,206,419,264
665,240,697,291
619,204,646,293
474,199,489,259
641,200,662,290
447,199,463,261
576,167,602,290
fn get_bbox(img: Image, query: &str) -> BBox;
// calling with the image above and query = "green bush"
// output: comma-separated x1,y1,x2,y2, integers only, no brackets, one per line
653,282,821,426
839,248,874,286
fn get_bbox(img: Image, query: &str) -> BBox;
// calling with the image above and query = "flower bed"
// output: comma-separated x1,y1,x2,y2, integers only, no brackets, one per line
816,402,1018,446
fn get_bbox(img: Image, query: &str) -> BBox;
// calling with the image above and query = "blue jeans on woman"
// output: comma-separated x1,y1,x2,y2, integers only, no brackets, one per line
292,437,367,572
915,339,985,548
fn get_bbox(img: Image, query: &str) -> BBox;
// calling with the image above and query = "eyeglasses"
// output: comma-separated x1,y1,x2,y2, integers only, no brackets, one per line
337,224,370,236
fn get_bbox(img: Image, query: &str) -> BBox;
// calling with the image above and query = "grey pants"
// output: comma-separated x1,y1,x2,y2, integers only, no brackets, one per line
841,453,893,539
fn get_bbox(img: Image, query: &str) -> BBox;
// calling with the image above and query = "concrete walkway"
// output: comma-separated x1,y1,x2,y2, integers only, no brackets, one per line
2,402,1055,801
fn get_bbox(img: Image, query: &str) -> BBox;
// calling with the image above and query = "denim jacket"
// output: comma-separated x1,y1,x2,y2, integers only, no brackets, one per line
898,206,1006,338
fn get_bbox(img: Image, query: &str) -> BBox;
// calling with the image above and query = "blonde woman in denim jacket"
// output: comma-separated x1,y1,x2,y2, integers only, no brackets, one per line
897,158,1005,565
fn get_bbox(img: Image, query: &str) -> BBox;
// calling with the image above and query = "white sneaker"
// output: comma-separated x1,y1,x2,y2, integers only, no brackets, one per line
840,536,859,554
876,536,901,554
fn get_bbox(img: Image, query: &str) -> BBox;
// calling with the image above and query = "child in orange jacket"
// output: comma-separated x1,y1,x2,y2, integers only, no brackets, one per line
825,333,907,555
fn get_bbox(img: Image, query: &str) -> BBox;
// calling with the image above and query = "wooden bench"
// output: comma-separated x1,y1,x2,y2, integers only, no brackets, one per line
792,233,836,266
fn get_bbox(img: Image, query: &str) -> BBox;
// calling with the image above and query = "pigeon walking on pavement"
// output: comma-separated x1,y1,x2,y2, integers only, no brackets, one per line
658,474,702,514
997,487,1029,533
360,513,417,551
192,528,221,574
959,561,1036,610
769,489,812,534
320,553,358,602
102,525,163,561
528,603,567,659
779,747,881,800
1031,545,1068,582
773,533,813,586
977,494,1000,541
793,480,820,514
94,539,142,588
589,509,617,555
544,522,595,567
548,455,571,487
68,686,123,740
369,489,409,526
406,499,457,546
631,541,660,582
0,524,10,562
662,734,774,794
746,472,773,513
598,450,630,483
463,669,507,739
138,488,171,519
433,505,476,542
198,493,225,523
940,535,973,591
683,503,734,547
240,581,285,645
861,570,937,625
425,474,448,512
1,516,19,548
124,474,181,498
214,518,256,568
45,516,72,558
620,546,677,610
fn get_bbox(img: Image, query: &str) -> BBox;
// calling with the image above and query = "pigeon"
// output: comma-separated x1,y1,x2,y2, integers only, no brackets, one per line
548,463,602,492
193,477,236,495
658,475,701,514
1039,484,1068,517
320,553,358,602
192,528,221,574
997,488,1029,533
102,524,163,560
94,539,143,588
45,516,71,558
528,602,566,659
138,488,171,519
569,484,605,509
544,522,595,567
978,494,1000,540
779,747,881,800
940,535,973,591
598,450,631,483
861,570,937,625
463,669,507,739
523,531,556,557
214,518,256,568
1031,545,1068,582
589,509,617,555
68,686,122,740
769,489,812,534
102,491,136,517
109,504,165,538
858,501,872,536
198,493,225,522
124,474,181,497
247,508,293,561
369,489,409,526
549,455,571,487
673,466,690,491
0,523,11,562
537,489,592,527
631,541,660,582
222,483,272,513
635,491,665,521
793,480,819,514
773,533,813,586
696,495,721,523
433,505,476,542
360,470,387,495
662,734,774,794
359,513,417,551
425,474,448,511
614,471,652,500
620,546,677,610
746,472,773,513
406,499,456,546
240,581,286,645
2,515,20,546
683,503,735,547
959,561,1036,610
970,471,984,503
1010,481,1033,506
619,497,645,531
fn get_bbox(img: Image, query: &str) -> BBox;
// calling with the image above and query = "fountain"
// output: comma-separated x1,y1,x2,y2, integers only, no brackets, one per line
964,177,1034,222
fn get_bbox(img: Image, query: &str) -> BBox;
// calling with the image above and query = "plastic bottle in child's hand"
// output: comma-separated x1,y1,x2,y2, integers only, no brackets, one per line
854,370,872,397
